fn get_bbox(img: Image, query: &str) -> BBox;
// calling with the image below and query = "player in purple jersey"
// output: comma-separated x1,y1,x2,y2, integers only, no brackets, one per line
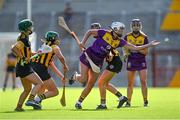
72,21,159,109
123,19,149,107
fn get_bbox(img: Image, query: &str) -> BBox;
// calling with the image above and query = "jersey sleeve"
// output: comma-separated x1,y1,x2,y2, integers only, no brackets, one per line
97,29,107,37
118,39,127,47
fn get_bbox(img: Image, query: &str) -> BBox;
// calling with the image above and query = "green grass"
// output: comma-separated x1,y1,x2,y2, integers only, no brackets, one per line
0,87,180,120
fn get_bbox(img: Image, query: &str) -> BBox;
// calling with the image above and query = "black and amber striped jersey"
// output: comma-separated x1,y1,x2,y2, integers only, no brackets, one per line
15,33,31,65
31,43,57,68
6,53,17,67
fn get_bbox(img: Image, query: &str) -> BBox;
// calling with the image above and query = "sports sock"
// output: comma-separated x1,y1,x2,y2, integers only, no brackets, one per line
78,96,84,103
101,99,106,105
38,94,46,100
28,94,35,101
115,91,122,98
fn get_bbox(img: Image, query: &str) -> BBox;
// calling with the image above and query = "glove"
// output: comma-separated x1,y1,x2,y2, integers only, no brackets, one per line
20,57,28,66
121,55,128,62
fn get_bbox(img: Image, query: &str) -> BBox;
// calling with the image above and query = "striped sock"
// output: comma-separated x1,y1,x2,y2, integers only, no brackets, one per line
78,96,84,103
115,91,122,98
101,99,106,105
28,94,35,101
38,94,46,100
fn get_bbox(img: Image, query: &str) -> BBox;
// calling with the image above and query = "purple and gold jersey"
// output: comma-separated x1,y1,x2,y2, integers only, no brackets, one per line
124,31,149,71
80,29,127,69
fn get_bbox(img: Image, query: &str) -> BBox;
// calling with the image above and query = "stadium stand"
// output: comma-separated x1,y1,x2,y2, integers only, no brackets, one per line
0,0,179,87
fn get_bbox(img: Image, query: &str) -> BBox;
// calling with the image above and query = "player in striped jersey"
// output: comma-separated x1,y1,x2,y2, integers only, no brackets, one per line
31,31,69,109
12,19,43,111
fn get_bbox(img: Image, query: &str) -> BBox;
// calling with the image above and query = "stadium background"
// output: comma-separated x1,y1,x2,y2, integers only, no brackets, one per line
0,0,179,88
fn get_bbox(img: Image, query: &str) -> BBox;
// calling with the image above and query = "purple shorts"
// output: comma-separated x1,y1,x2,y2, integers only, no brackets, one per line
127,58,147,71
79,51,104,69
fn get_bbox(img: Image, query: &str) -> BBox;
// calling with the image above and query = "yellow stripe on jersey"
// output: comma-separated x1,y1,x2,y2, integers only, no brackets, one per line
32,45,56,67
40,54,46,64
102,32,120,48
45,52,53,67
16,40,31,64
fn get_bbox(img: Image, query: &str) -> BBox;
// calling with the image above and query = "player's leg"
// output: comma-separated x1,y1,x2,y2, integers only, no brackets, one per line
25,73,43,106
75,69,99,109
97,70,115,109
139,69,148,107
35,78,59,103
106,83,127,108
3,72,9,91
15,78,32,111
12,72,16,89
69,62,88,85
126,70,136,107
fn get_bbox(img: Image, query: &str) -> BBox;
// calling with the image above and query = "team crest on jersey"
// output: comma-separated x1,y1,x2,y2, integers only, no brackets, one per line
109,65,114,69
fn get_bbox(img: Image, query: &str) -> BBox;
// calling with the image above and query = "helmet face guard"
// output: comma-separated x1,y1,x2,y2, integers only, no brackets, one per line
91,23,101,29
18,19,33,34
111,22,125,38
131,19,142,32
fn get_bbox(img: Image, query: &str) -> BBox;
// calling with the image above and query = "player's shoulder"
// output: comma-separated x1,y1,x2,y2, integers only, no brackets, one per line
51,44,59,51
140,31,147,37
125,32,133,37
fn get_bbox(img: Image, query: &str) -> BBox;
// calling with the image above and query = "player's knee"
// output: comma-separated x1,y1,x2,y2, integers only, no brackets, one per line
98,80,104,87
24,87,31,93
141,80,147,87
128,82,133,88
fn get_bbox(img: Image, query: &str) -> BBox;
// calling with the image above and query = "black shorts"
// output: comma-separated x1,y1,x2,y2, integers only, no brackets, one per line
7,66,15,72
16,64,34,78
31,63,51,81
106,56,123,73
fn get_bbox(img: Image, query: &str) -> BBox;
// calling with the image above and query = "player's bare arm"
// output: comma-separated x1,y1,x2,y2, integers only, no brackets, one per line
49,61,64,79
138,48,148,55
81,29,98,46
11,42,23,58
53,46,69,73
125,40,160,51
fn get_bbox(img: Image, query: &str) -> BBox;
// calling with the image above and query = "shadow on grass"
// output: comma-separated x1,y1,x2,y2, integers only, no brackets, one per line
1,106,143,113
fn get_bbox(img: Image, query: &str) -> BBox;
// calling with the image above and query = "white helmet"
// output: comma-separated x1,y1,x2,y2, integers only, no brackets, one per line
111,22,125,31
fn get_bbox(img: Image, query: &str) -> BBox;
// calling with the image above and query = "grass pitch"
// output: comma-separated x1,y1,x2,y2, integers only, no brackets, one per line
0,87,180,120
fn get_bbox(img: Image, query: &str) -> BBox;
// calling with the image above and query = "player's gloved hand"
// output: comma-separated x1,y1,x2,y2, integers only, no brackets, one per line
121,55,128,62
79,43,86,52
21,57,28,66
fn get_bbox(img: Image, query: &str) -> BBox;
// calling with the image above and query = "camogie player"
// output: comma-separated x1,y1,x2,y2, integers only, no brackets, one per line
70,21,160,109
124,19,149,107
3,52,17,91
12,19,43,111
70,23,128,109
31,31,69,109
